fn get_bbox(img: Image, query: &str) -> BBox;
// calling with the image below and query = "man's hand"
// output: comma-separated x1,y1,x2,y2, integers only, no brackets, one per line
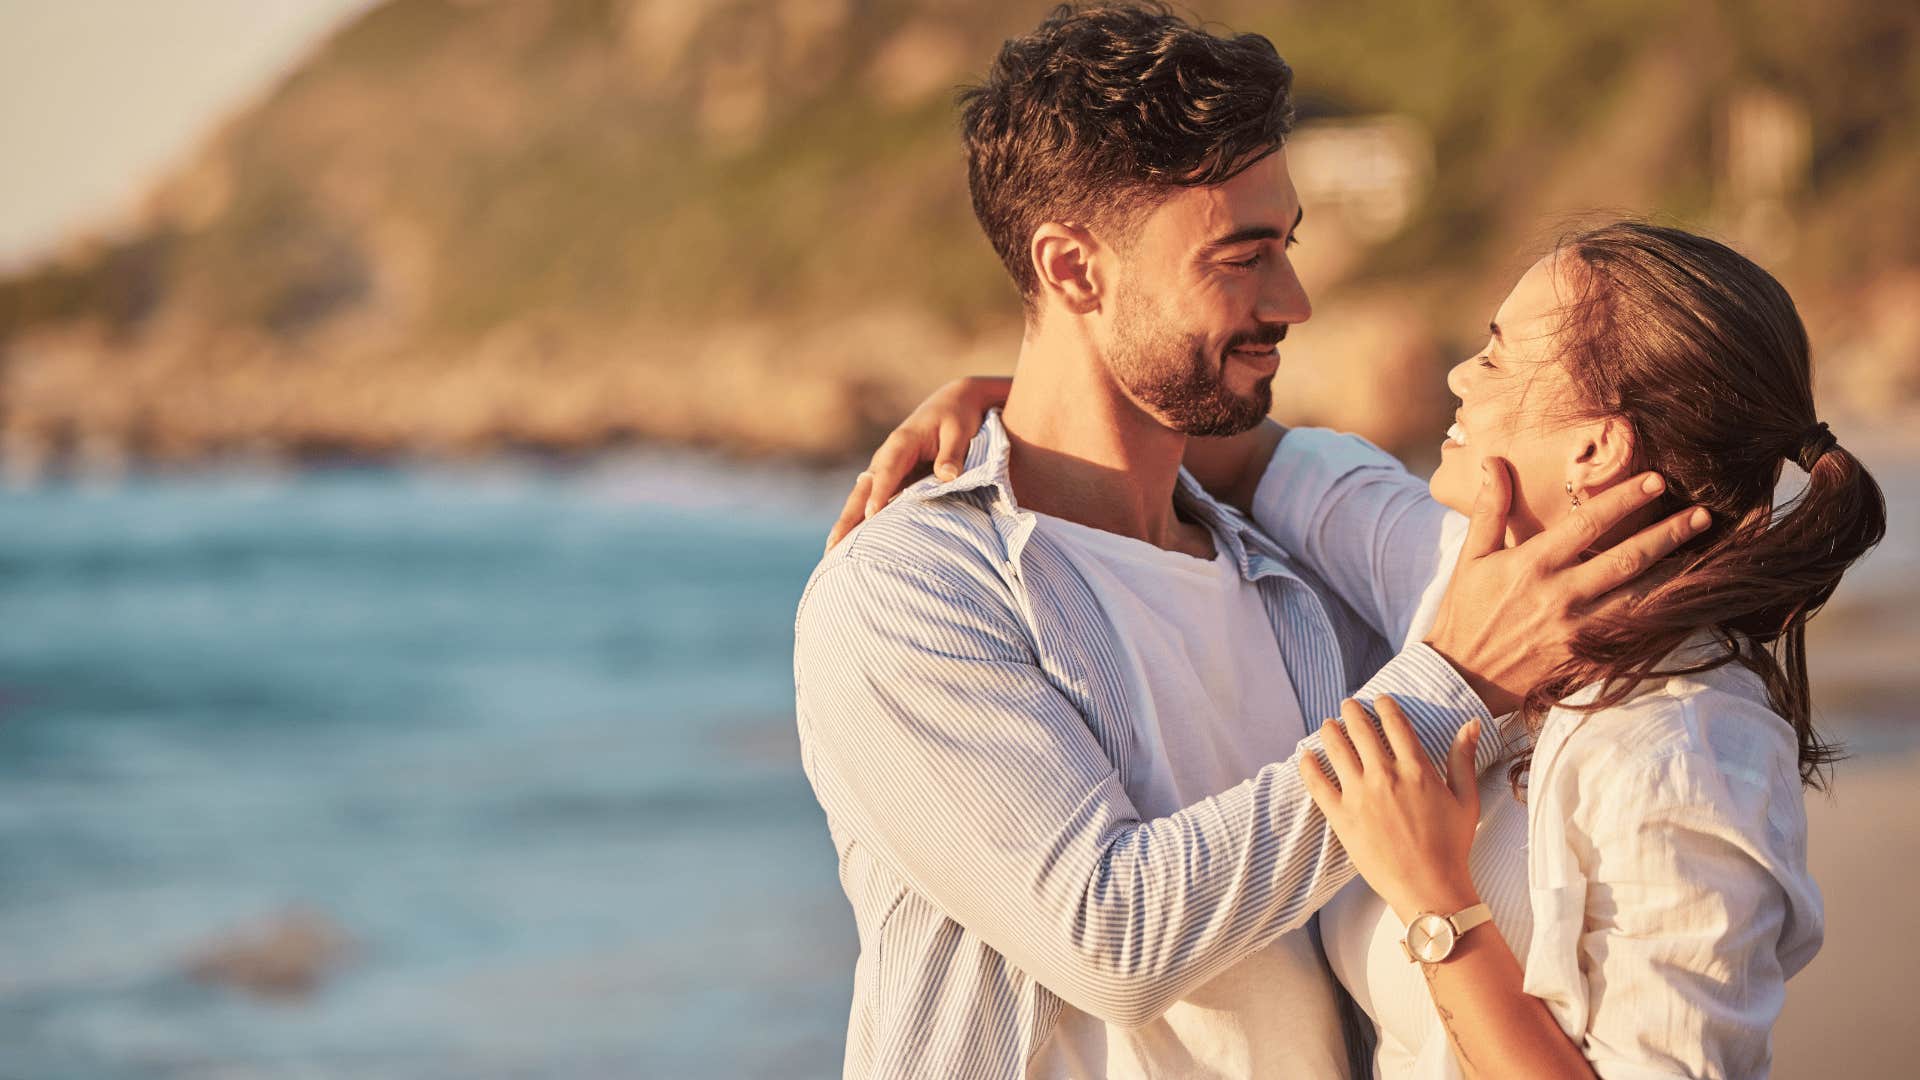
1422,458,1712,715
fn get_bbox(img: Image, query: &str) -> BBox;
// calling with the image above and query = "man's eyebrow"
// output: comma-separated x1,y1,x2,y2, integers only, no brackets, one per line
1202,208,1305,250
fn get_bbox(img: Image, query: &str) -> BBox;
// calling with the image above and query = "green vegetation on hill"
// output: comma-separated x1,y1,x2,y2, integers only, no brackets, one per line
1,0,1916,465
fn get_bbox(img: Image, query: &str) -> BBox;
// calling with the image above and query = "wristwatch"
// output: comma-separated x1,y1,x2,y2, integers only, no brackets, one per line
1401,902,1493,964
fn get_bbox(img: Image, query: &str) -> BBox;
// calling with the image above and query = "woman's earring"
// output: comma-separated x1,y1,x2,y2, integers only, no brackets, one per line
1566,480,1581,509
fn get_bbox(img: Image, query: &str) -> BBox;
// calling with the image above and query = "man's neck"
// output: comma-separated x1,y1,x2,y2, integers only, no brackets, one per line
998,316,1205,555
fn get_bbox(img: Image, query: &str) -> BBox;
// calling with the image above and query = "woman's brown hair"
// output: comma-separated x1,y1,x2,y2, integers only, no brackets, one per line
1513,221,1886,790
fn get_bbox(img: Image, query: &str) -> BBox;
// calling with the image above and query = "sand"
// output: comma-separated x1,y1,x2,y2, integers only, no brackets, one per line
1773,750,1920,1075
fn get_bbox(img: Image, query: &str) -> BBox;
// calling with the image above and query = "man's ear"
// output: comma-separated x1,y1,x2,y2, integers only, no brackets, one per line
1029,222,1105,315
1570,416,1638,495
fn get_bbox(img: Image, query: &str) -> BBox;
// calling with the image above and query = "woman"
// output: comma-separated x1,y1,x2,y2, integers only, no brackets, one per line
828,222,1886,1077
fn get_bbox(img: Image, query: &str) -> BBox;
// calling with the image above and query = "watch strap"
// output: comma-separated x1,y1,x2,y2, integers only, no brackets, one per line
1448,902,1493,938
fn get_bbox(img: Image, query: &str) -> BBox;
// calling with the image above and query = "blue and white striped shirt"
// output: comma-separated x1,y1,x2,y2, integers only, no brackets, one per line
794,412,1496,1078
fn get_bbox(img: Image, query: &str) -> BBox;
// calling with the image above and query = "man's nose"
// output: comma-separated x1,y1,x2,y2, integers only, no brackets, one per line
1445,358,1470,398
1256,258,1312,326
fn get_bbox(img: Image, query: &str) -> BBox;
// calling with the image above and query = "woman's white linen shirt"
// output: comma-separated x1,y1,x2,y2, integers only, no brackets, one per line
1254,428,1824,1079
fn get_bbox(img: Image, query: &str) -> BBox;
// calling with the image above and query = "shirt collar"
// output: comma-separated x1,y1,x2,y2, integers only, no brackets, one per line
909,409,1302,584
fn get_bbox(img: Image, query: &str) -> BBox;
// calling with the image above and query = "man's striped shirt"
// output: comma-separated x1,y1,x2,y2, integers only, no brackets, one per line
793,412,1495,1078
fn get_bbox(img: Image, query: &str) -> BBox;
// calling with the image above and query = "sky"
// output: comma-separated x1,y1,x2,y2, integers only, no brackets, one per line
0,0,378,270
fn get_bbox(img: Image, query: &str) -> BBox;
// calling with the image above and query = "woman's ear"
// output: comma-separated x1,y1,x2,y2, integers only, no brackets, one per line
1030,222,1104,315
1569,416,1637,495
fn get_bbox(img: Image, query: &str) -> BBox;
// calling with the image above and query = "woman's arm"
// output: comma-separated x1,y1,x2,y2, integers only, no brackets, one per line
826,376,1010,551
823,376,1288,550
1407,918,1598,1078
1251,430,1458,645
1301,698,1596,1079
1552,733,1807,1078
1182,420,1288,513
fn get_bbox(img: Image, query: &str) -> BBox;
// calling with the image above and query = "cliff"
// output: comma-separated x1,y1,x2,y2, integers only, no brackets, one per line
3,0,1916,475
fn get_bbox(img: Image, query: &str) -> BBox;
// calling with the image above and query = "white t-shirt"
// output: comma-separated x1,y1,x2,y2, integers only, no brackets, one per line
1026,511,1348,1080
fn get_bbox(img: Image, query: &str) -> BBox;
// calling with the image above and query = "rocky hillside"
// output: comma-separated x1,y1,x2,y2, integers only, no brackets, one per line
3,0,1917,474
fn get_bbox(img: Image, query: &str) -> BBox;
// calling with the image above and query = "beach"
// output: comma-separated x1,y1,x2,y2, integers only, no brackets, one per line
1776,749,1920,1074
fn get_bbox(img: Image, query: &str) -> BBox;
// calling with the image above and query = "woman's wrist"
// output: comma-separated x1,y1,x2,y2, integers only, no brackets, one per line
1233,419,1287,510
1389,877,1483,925
957,375,1013,410
1184,418,1286,512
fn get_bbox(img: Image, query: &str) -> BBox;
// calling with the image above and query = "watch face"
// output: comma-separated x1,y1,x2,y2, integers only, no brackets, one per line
1408,913,1457,963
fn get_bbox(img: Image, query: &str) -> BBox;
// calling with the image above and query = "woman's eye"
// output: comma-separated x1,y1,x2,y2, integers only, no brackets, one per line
1477,357,1495,369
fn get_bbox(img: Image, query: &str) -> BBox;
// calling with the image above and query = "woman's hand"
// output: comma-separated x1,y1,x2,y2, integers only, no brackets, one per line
825,375,1011,551
1307,699,1602,1079
1298,696,1484,923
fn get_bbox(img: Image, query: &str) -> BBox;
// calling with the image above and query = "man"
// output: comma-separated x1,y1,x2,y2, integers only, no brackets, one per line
793,5,1702,1076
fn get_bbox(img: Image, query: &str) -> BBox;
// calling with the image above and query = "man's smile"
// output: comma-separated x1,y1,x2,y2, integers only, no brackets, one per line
1227,343,1281,374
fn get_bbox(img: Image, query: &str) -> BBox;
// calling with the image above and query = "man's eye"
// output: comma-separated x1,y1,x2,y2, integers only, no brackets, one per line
1285,231,1300,249
1477,356,1496,370
1226,253,1263,268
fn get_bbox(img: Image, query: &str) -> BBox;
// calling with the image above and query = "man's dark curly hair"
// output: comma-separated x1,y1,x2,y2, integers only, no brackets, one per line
959,2,1295,312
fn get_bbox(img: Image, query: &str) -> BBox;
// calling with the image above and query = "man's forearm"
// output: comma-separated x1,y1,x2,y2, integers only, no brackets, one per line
799,558,1497,1027
1346,643,1503,774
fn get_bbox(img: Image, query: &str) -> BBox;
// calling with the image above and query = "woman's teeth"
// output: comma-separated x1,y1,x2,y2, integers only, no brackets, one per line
1446,422,1468,446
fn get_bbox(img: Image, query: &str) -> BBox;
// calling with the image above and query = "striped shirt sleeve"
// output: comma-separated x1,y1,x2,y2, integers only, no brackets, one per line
795,550,1494,1027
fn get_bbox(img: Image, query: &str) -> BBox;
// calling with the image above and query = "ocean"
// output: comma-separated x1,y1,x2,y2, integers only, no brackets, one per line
2,442,1912,1078
0,457,857,1079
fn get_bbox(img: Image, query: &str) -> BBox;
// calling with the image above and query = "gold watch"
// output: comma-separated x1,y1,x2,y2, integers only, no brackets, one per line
1401,902,1493,964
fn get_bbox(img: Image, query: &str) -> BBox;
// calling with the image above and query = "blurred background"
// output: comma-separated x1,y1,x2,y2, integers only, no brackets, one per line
0,1,1914,1076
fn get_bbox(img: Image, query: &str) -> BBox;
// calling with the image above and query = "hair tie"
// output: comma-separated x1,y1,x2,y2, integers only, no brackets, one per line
1793,421,1837,472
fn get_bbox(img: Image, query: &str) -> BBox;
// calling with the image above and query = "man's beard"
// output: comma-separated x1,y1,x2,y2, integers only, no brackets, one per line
1109,289,1277,438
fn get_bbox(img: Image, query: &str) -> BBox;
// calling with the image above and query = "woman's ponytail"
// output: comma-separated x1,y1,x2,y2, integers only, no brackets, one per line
1508,223,1888,791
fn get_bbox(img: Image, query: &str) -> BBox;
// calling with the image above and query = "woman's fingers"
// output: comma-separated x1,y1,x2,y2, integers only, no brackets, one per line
864,432,925,518
1374,695,1424,772
1447,718,1483,813
1318,716,1361,788
1296,752,1338,815
828,410,959,550
934,418,967,482
826,471,875,552
1338,698,1388,768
